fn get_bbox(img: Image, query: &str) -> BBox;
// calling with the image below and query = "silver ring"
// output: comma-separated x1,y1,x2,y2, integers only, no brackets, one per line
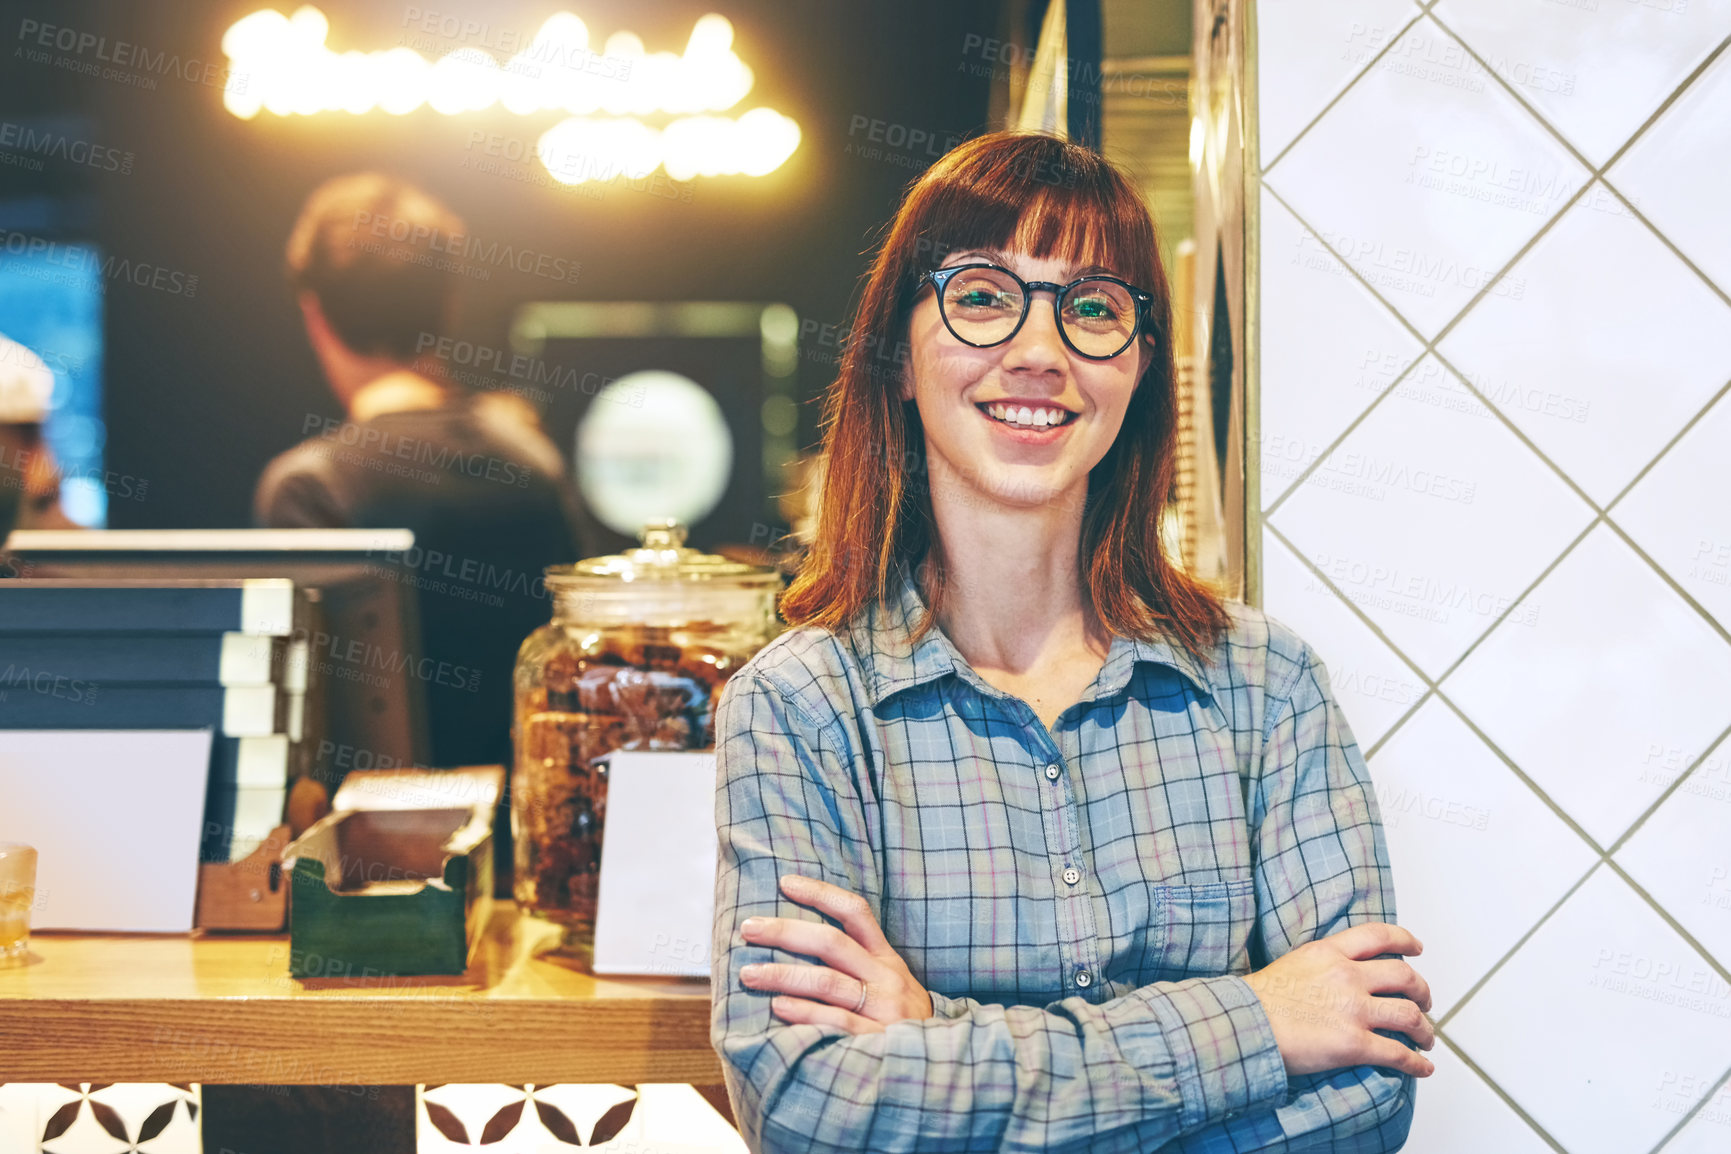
852,982,868,1014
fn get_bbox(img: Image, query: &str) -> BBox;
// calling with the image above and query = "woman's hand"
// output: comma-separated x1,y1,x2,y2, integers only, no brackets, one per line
737,874,934,1034
1240,922,1436,1079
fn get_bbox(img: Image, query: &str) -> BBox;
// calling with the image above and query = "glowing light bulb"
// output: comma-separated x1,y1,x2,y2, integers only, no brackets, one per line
220,7,802,183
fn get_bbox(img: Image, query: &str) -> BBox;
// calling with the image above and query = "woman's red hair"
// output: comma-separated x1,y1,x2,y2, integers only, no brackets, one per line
780,130,1228,660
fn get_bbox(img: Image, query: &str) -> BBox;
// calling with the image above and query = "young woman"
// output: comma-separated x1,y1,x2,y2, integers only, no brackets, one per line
710,131,1434,1154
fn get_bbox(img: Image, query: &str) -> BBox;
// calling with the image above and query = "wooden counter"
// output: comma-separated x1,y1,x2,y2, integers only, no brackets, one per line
0,903,723,1086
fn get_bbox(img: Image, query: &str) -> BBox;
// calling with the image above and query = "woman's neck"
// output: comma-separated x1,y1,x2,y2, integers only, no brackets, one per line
924,473,1106,675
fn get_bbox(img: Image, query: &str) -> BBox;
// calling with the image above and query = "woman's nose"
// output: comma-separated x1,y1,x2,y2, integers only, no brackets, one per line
1002,291,1067,372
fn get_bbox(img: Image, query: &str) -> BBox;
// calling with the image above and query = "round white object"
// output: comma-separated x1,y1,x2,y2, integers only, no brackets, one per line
574,370,733,537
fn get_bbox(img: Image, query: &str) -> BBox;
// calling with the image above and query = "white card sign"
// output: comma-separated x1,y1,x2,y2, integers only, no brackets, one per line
592,750,719,977
0,729,214,932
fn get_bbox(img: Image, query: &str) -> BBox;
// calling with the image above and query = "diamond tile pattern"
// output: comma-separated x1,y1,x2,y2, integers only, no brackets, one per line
1265,16,1590,337
1657,1076,1731,1153
1371,698,1596,1016
1616,734,1731,966
1608,38,1731,297
1438,184,1731,506
1615,390,1731,634
1269,353,1593,677
1446,524,1731,847
1398,1036,1561,1154
1259,188,1425,510
1256,0,1422,160
1256,4,1731,1149
1447,866,1731,1154
1260,529,1427,747
1433,0,1731,166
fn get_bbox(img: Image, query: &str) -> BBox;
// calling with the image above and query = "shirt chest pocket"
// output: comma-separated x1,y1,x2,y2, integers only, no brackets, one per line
1147,877,1259,982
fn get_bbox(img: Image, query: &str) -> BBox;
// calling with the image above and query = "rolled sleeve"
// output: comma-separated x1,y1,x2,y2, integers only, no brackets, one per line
1142,975,1289,1131
712,670,1292,1153
1174,634,1420,1152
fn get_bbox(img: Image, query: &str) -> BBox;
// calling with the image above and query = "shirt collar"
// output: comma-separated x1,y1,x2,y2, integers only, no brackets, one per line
853,556,1217,708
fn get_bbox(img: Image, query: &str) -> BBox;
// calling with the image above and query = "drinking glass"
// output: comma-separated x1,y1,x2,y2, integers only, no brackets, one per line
0,842,38,964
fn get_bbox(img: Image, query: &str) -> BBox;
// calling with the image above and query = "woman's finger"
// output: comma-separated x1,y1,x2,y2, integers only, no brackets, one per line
740,915,878,978
778,875,894,955
768,994,882,1035
1364,1032,1435,1079
741,961,868,1010
1360,958,1433,1013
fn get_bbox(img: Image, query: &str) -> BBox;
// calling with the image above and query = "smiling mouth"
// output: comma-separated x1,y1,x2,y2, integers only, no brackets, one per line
976,402,1078,428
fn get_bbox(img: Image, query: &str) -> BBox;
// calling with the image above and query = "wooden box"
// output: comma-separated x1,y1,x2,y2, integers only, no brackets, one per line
194,823,292,932
281,766,503,977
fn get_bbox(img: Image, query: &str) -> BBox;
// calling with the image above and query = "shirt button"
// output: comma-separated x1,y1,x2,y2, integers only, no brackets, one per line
1062,867,1081,886
1075,969,1092,988
1044,763,1061,781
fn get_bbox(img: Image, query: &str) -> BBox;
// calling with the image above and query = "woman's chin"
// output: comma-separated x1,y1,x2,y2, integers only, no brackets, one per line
952,470,1083,514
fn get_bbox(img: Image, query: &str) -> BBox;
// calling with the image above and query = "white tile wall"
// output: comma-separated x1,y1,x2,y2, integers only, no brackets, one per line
1255,3,1731,1149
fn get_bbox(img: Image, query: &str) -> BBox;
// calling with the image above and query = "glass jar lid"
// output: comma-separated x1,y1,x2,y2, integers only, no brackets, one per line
556,518,780,588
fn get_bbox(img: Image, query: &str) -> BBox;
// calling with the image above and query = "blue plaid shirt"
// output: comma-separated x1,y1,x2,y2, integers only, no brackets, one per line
711,560,1418,1152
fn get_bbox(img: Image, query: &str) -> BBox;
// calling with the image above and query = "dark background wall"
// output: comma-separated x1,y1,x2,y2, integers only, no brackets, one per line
0,0,1001,533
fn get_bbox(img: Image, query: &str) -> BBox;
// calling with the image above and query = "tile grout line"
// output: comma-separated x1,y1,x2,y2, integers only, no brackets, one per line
1255,7,1731,1144
1603,375,1731,514
1643,1059,1731,1154
1259,2,1731,911
1263,513,1592,783
1259,7,1431,177
1604,720,1731,860
1600,517,1731,653
1273,511,1731,1045
1427,1030,1573,1154
1432,859,1603,1033
1426,10,1731,311
1265,22,1731,523
1268,187,1731,685
1258,173,1588,522
1604,849,1731,996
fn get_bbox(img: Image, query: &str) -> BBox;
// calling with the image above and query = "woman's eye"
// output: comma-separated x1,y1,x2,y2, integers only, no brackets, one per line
1068,297,1118,319
954,289,1011,308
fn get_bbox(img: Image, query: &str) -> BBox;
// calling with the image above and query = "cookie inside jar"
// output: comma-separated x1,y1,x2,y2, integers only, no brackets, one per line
510,520,780,959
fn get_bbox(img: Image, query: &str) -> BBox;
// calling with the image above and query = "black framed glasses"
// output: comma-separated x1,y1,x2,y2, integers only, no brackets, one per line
920,263,1154,360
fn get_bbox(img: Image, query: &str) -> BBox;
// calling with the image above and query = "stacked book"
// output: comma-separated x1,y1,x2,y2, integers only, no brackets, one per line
0,578,309,864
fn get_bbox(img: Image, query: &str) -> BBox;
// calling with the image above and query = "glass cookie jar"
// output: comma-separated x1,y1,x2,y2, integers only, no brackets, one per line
511,519,779,958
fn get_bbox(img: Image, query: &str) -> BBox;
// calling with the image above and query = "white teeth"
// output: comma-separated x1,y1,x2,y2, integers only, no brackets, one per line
983,403,1071,427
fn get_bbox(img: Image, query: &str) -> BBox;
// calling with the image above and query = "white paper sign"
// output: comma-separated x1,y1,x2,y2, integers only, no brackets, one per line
592,751,719,977
0,729,213,932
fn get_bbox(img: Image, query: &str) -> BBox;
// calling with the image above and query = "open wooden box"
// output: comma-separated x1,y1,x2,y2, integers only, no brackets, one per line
281,766,503,977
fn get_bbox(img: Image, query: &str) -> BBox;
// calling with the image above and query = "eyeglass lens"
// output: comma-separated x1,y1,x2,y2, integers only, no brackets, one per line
938,266,1138,357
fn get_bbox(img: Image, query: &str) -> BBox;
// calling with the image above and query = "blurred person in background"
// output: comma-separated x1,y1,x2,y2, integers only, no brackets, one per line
255,172,593,778
0,332,79,537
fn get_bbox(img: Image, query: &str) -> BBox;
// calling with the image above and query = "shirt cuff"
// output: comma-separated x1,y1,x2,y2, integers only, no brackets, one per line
925,988,976,1020
1143,975,1289,1131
